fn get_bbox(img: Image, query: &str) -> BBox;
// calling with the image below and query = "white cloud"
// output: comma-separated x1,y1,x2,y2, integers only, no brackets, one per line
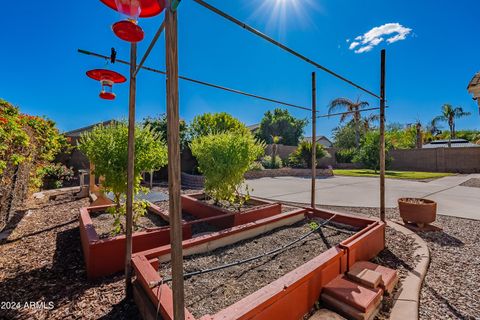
348,23,412,54
349,41,360,50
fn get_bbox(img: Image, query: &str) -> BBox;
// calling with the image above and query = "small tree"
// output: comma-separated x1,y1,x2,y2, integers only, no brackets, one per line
288,140,329,168
143,114,189,150
256,108,308,146
190,132,264,208
79,122,168,234
190,112,250,139
354,131,393,172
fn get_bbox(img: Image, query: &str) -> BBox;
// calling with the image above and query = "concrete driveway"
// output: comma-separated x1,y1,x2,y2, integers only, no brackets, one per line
246,174,480,220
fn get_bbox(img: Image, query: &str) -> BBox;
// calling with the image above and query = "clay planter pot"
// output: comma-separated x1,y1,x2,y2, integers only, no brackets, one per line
398,198,437,228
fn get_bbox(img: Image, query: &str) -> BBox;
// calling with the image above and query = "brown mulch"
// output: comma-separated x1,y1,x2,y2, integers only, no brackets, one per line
320,205,480,320
0,196,140,320
161,219,356,319
459,178,480,188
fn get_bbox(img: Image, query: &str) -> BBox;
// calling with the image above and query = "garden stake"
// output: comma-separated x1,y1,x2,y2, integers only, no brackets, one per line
311,72,317,209
379,49,386,223
165,2,185,318
125,42,137,297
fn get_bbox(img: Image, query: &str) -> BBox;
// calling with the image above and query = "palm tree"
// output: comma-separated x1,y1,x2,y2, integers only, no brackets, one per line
433,104,471,147
328,97,369,149
362,113,379,131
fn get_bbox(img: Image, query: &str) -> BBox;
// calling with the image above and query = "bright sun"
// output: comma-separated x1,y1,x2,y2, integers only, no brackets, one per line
249,0,320,38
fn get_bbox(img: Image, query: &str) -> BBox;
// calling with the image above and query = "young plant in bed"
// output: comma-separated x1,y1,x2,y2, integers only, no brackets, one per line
79,122,168,235
190,132,264,210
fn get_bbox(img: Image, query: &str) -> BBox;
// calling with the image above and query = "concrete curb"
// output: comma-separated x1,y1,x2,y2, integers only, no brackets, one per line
387,221,430,320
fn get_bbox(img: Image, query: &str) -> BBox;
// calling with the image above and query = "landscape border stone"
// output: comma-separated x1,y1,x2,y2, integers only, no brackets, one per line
387,220,430,320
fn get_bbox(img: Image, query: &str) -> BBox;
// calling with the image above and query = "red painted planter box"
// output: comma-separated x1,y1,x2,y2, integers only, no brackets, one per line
131,208,385,320
79,203,193,279
181,192,282,229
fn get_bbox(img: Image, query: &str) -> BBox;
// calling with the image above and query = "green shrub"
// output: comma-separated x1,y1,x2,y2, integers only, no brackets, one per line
41,163,74,189
249,161,265,171
335,149,357,163
261,155,283,169
190,132,264,208
79,122,168,234
256,108,308,145
353,130,393,172
190,112,249,139
288,141,329,168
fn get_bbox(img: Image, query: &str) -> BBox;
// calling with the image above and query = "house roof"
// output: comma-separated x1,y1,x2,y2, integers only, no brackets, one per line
64,120,118,137
247,123,260,131
423,139,480,148
303,136,333,146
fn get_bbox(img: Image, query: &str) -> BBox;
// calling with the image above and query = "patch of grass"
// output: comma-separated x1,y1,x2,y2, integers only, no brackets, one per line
333,169,454,180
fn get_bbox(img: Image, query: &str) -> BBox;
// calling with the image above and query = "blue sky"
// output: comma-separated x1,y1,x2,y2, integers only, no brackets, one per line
1,0,479,138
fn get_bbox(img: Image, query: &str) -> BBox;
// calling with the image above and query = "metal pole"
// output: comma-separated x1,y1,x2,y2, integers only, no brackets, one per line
78,48,311,112
379,49,386,222
125,43,137,296
192,0,381,100
134,20,166,77
311,72,317,209
165,3,185,319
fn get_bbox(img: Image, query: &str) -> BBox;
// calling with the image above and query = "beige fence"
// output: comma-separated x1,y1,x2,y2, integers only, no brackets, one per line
389,147,480,173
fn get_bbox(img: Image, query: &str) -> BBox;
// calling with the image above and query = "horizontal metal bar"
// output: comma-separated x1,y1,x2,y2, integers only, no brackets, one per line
317,107,382,118
78,49,312,112
192,0,381,100
134,20,165,77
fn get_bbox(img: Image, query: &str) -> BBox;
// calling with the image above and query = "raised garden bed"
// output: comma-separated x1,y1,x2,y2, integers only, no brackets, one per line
81,194,284,279
163,219,357,318
132,208,385,320
181,192,282,229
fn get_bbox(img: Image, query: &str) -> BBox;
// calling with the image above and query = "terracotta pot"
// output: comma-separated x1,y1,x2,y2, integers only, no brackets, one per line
398,198,437,228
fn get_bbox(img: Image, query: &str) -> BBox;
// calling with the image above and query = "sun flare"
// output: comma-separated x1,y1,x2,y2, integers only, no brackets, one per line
248,0,320,39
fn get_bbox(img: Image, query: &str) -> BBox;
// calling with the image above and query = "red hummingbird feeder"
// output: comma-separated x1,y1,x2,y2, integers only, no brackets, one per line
100,0,166,43
86,69,127,100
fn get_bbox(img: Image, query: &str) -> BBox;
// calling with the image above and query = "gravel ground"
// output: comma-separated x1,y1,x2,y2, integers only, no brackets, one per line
161,219,357,318
320,205,480,320
0,197,140,320
460,178,480,188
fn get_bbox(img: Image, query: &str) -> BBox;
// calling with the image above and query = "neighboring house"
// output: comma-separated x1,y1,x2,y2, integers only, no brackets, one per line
303,136,333,148
61,120,117,171
247,123,260,135
423,139,480,148
64,120,118,144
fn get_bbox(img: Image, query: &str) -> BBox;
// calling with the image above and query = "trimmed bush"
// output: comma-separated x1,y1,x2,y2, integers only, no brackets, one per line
288,141,329,168
335,148,357,163
41,163,74,189
261,155,283,169
190,132,264,208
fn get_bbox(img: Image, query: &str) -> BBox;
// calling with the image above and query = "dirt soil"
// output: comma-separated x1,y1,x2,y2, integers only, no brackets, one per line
0,196,140,320
320,205,480,320
161,219,356,318
91,210,169,239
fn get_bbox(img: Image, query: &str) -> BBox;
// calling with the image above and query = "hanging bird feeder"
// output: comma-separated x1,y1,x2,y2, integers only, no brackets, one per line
100,0,166,42
86,69,127,100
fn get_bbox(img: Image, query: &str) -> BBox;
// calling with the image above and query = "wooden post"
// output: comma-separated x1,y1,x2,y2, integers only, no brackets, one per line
379,49,386,222
125,43,137,296
311,72,317,209
166,3,185,319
